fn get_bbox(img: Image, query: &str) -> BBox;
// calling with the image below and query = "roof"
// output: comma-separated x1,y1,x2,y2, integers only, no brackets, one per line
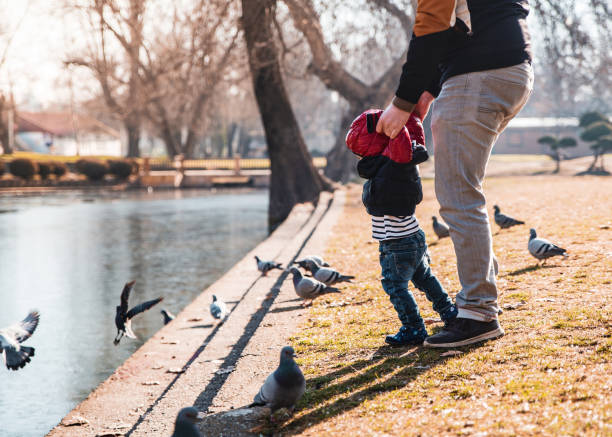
15,111,120,138
507,117,579,129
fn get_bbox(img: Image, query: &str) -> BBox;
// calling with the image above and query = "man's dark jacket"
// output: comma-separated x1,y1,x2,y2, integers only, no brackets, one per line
392,0,532,112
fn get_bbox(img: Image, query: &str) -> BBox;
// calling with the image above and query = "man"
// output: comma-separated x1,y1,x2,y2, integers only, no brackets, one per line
377,0,533,347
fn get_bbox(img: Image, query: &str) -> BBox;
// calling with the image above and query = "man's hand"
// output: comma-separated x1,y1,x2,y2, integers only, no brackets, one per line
376,91,435,139
376,104,411,139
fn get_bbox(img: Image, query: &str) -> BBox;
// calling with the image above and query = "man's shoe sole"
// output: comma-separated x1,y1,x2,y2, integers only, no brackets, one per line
423,327,504,348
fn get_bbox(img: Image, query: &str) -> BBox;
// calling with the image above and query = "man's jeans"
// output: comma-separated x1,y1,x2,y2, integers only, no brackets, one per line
431,62,534,322
379,230,454,329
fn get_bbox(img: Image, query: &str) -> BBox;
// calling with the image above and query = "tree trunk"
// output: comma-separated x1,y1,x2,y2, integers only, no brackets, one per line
125,114,141,158
0,96,12,154
241,0,332,231
324,104,363,183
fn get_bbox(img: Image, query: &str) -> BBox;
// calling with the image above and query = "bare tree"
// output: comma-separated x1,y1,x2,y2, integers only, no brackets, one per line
66,0,148,157
283,0,415,182
241,0,332,230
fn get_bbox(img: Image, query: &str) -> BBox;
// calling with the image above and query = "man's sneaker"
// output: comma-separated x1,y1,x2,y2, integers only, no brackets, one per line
385,326,427,347
423,317,504,348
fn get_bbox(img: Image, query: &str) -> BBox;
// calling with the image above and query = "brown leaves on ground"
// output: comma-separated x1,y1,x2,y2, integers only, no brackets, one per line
281,176,611,436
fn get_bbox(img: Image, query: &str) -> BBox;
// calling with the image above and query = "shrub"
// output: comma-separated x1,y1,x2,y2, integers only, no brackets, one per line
108,159,134,180
76,158,108,181
9,158,39,180
0,161,4,177
38,162,53,180
53,161,68,178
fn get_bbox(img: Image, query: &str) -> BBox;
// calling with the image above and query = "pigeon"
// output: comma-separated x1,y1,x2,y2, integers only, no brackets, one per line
288,267,338,305
171,406,204,437
250,346,305,415
294,255,329,272
255,256,283,276
114,281,163,345
161,309,175,325
432,216,450,239
528,228,568,264
209,294,227,320
0,311,39,371
297,259,354,286
494,205,525,229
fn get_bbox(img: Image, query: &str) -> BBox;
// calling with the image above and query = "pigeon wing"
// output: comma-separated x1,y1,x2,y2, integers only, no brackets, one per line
253,372,278,406
127,297,164,320
0,311,40,344
120,281,135,314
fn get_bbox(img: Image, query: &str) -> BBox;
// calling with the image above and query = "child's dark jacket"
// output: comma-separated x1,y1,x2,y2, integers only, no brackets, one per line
346,110,429,217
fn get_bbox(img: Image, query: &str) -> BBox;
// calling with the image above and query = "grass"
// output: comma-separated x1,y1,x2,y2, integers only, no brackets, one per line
275,175,612,436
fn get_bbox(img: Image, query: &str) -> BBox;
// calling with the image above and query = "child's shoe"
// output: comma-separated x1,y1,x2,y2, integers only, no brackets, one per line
440,304,458,324
385,325,427,347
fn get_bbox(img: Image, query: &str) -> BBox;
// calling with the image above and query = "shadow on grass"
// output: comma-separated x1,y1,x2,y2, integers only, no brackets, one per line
270,305,304,314
503,264,555,277
278,342,487,434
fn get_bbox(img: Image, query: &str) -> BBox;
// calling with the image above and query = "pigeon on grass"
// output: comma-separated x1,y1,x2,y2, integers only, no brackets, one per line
114,281,163,345
161,309,175,325
210,294,227,320
432,216,450,239
528,228,568,264
288,267,339,306
494,205,525,230
255,256,283,276
249,346,305,417
171,406,205,437
296,259,354,286
0,311,39,371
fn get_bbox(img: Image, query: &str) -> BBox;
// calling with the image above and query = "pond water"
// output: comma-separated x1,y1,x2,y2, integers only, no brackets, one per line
0,188,268,437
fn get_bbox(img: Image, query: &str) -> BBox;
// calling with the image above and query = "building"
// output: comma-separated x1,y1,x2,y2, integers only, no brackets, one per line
494,117,590,157
15,111,122,156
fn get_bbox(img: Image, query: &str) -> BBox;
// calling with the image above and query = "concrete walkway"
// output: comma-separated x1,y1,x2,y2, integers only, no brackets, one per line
48,189,345,437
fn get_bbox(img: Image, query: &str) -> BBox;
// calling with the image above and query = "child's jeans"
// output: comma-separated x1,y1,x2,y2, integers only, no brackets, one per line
379,230,454,329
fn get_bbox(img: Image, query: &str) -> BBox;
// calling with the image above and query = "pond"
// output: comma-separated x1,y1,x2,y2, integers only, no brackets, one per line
0,188,268,437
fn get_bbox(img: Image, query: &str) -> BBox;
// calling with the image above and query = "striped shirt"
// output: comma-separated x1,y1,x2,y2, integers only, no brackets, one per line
371,215,420,241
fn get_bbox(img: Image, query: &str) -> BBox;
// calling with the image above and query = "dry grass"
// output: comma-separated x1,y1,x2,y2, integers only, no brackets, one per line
277,175,612,436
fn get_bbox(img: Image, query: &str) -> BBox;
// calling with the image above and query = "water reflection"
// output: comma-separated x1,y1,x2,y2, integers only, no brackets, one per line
0,189,267,437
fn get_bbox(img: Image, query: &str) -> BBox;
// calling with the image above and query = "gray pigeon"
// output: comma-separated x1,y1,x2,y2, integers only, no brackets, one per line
528,228,568,264
297,260,354,286
210,294,227,320
255,256,283,276
250,346,305,414
114,281,163,345
0,311,39,371
432,216,450,239
294,256,329,272
161,309,175,325
494,205,525,229
288,267,338,305
171,406,204,437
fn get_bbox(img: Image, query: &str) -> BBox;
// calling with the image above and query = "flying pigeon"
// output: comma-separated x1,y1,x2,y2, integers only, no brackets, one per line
297,259,353,286
494,205,525,230
432,216,450,239
0,311,39,371
288,267,338,305
250,346,305,415
171,406,205,437
528,228,568,264
161,309,175,325
255,256,283,276
114,281,163,345
210,294,227,320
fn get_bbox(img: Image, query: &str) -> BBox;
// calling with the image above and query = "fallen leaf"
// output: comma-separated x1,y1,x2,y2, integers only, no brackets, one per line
441,350,463,357
61,416,89,427
215,366,236,375
161,340,178,345
188,317,203,322
141,381,160,386
151,365,163,370
105,423,130,430
166,368,185,374
503,300,527,310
